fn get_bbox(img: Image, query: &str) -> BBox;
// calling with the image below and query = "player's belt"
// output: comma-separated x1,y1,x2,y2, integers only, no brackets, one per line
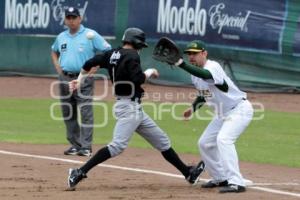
62,70,80,78
230,98,247,110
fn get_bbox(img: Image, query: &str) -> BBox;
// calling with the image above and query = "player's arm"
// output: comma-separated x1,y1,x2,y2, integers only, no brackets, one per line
178,61,228,92
183,95,205,119
152,37,228,91
69,53,106,91
192,95,206,112
82,53,105,72
178,61,212,79
79,53,105,79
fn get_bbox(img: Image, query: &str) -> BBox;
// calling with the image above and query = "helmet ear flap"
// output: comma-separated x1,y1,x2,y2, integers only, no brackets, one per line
122,28,148,49
132,38,146,49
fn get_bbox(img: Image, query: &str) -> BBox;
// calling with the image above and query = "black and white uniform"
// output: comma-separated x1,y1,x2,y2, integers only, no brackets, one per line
83,47,171,156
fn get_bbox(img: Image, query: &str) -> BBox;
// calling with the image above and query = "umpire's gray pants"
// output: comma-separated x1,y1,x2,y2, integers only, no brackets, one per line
59,74,94,150
108,99,171,157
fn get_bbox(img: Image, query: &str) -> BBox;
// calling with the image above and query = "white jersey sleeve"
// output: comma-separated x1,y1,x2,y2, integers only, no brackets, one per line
191,59,247,115
203,60,225,85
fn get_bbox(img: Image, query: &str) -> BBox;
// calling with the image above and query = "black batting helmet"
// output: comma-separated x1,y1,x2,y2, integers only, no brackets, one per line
122,27,148,49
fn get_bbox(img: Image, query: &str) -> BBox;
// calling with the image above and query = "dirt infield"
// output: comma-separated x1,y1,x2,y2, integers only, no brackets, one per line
0,143,299,200
0,77,300,199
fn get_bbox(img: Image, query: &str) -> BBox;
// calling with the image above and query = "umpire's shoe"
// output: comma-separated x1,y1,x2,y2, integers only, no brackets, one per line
68,168,87,189
64,147,79,155
77,148,92,157
186,161,205,185
219,184,246,193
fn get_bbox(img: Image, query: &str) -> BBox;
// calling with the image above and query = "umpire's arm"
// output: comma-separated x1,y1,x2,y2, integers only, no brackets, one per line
51,51,63,75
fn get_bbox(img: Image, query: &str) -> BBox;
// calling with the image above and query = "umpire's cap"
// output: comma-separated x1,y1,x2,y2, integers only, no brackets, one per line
122,27,148,49
65,7,80,17
184,40,206,54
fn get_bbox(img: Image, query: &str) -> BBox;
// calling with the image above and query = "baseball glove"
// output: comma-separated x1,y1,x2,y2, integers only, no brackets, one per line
152,37,182,65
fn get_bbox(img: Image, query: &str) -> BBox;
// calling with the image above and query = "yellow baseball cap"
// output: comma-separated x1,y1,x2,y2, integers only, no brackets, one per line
184,40,206,53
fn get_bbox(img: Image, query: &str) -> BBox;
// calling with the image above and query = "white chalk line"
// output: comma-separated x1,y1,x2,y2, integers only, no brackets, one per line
0,150,299,198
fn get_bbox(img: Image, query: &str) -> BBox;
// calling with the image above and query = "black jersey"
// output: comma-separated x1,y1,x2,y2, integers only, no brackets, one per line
82,47,146,99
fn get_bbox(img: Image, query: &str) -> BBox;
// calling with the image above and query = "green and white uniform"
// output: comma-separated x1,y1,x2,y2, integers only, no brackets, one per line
191,59,248,115
181,59,253,187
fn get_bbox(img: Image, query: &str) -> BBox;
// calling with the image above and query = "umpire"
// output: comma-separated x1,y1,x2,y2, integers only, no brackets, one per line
51,7,111,156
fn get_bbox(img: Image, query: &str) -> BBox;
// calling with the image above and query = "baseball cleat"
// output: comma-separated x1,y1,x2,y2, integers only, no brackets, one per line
186,160,205,185
68,168,87,189
201,180,228,188
219,184,246,193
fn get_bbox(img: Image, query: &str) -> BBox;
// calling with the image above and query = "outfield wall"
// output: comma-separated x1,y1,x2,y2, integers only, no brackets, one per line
0,0,300,92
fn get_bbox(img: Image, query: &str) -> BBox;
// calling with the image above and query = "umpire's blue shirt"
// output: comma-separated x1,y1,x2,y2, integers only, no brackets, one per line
51,25,111,73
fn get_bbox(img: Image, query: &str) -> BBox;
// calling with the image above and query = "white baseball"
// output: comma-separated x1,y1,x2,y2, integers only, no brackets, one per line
86,31,95,40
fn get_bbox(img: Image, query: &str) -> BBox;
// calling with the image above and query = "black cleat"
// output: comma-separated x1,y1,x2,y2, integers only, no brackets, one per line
201,180,228,188
219,184,246,193
68,168,87,189
64,147,79,155
186,161,205,185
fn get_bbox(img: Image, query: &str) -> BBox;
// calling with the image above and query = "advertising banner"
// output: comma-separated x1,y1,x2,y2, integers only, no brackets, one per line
127,0,287,53
0,0,116,36
293,18,300,57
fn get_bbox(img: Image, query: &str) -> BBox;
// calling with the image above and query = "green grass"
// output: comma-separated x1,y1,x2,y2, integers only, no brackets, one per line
0,99,299,167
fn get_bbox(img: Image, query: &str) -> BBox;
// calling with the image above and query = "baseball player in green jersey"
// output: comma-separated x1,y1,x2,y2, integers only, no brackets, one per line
153,38,254,193
181,40,253,193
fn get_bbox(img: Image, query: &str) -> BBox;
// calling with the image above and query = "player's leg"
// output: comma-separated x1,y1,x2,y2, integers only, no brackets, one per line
217,100,253,192
68,101,142,188
198,117,227,185
59,75,81,154
76,77,94,156
136,111,171,151
107,101,143,157
136,111,203,184
82,101,142,172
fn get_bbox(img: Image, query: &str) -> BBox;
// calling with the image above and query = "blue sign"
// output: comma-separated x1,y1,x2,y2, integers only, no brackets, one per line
0,0,116,36
127,0,287,53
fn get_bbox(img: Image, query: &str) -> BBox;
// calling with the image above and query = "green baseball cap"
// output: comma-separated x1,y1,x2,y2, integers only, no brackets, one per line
184,40,206,53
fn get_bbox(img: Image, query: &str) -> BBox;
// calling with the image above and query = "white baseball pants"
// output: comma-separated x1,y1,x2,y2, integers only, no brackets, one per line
198,100,253,186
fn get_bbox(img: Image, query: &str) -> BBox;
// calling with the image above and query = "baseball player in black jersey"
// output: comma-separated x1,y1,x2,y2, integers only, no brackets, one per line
67,27,204,189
